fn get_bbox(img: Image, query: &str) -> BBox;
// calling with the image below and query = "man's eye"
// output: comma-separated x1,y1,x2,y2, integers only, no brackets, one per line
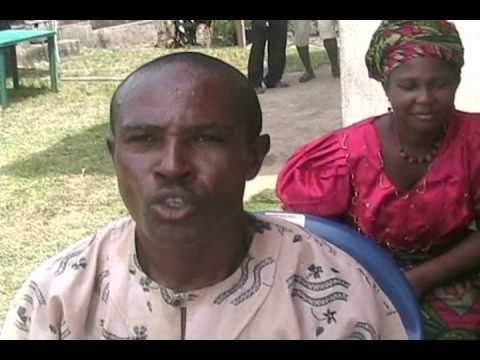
194,134,225,143
127,134,154,143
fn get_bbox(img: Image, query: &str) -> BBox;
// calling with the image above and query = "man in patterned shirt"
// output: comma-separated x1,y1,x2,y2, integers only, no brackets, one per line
1,52,407,339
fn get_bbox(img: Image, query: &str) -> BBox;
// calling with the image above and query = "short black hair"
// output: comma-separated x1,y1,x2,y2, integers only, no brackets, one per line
109,52,262,141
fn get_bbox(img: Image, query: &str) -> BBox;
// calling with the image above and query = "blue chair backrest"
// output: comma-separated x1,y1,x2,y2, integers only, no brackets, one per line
258,211,424,340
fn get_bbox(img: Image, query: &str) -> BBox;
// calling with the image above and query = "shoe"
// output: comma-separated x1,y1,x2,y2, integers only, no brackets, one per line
265,81,289,89
254,86,266,94
299,72,316,83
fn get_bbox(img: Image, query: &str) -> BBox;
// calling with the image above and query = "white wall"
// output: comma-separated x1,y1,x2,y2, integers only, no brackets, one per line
339,20,480,126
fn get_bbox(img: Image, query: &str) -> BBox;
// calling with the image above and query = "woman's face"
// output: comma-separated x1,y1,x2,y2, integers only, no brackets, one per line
384,56,460,133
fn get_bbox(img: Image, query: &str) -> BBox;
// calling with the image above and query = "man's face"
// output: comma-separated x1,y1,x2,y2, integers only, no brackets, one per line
109,62,267,242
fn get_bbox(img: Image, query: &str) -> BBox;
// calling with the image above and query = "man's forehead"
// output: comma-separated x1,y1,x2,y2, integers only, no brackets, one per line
117,61,231,100
115,65,245,120
112,59,252,135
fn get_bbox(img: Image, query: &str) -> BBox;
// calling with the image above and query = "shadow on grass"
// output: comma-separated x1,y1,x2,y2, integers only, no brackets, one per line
4,69,57,105
7,86,52,105
18,68,51,78
1,123,115,178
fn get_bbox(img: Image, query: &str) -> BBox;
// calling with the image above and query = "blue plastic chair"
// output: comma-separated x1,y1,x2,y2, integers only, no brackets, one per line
258,211,424,340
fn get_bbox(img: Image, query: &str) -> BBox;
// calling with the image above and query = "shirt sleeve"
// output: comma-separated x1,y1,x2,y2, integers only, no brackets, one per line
291,226,409,340
336,265,409,340
0,283,30,339
1,273,57,340
276,131,352,217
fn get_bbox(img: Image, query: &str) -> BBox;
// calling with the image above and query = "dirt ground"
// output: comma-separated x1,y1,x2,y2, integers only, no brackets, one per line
257,63,342,176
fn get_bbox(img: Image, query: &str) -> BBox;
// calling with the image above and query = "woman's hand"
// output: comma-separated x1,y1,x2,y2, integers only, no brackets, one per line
405,267,433,299
405,231,480,299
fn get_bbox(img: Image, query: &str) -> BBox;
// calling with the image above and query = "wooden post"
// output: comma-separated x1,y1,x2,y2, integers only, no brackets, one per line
235,20,246,48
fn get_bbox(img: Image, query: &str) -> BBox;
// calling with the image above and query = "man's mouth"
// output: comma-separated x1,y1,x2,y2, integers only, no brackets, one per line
148,191,196,222
164,197,187,208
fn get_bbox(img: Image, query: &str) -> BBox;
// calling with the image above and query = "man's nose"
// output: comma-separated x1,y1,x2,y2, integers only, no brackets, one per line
153,139,191,180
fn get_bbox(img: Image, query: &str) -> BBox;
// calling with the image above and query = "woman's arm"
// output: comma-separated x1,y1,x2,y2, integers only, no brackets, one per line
276,132,352,218
406,230,480,299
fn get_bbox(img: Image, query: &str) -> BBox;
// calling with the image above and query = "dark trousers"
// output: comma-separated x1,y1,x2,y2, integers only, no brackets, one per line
247,20,288,87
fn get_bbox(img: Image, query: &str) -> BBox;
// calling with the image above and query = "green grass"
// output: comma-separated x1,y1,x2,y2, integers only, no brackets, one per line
0,80,123,327
53,45,327,78
0,45,326,327
244,189,281,212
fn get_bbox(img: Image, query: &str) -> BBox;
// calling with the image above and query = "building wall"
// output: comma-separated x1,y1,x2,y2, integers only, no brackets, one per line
339,20,480,126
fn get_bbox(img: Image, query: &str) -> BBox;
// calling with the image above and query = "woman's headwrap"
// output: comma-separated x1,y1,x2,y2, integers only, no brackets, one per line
365,20,464,82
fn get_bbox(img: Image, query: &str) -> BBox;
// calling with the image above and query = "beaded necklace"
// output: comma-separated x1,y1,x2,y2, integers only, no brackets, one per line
391,115,447,164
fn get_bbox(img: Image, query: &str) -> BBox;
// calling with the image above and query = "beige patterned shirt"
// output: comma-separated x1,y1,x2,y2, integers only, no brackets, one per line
1,215,407,339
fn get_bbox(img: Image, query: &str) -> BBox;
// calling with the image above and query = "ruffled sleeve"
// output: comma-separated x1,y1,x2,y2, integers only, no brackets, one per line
470,121,480,227
276,131,352,217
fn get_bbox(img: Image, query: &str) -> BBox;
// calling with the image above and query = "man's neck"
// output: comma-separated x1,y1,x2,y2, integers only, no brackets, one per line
135,215,252,293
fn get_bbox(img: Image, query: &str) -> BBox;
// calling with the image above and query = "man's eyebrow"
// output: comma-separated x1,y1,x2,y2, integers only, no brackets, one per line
191,124,235,133
120,123,162,132
118,122,237,134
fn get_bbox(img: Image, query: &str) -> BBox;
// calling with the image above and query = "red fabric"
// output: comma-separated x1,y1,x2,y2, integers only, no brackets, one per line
276,110,480,252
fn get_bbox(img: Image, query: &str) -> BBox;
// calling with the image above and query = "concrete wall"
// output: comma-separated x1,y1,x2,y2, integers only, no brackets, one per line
339,20,480,126
95,20,159,49
59,21,99,48
58,20,169,49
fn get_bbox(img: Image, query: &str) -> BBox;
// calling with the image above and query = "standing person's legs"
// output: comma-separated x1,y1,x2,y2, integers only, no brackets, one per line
318,20,340,77
264,20,289,88
295,20,315,82
247,20,268,92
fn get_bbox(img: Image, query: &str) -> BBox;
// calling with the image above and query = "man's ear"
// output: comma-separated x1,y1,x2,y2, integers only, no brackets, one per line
106,131,115,159
246,134,270,181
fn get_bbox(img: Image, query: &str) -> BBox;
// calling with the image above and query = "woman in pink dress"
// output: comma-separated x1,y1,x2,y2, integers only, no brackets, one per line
276,20,480,339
